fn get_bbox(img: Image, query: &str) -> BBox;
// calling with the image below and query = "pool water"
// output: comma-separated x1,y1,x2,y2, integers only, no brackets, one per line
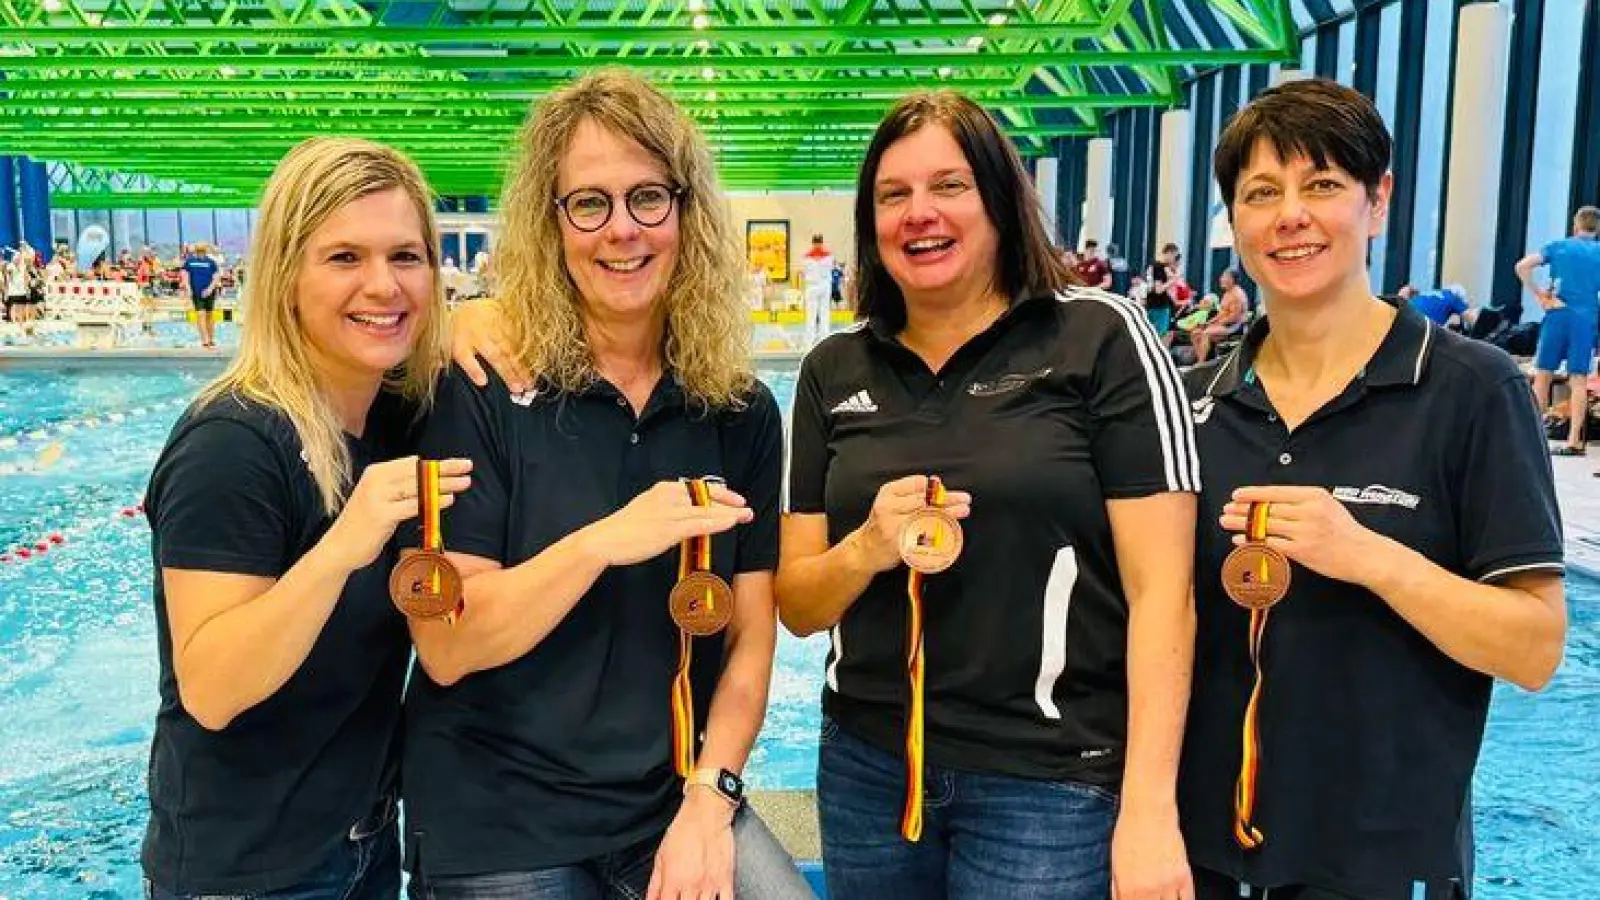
0,363,1594,898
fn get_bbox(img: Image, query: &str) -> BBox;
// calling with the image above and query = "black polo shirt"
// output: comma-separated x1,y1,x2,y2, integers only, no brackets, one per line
1178,302,1564,899
788,288,1200,785
142,391,418,894
403,366,783,876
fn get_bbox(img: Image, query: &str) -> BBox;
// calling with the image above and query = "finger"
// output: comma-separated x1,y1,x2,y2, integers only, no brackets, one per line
435,458,474,477
436,475,473,495
941,490,973,507
1219,514,1249,532
1230,485,1325,504
458,350,490,387
1220,501,1304,522
942,503,973,520
704,484,749,508
886,474,929,497
646,859,664,900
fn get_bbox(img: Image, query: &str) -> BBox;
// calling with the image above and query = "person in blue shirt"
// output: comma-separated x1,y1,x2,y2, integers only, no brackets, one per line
180,242,223,349
1517,205,1600,456
1406,284,1474,328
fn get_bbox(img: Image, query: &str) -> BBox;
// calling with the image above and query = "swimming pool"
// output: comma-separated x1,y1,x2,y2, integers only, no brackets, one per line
0,362,1593,898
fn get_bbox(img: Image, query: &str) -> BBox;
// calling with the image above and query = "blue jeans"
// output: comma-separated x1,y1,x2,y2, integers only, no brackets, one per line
145,804,401,900
818,718,1116,900
408,805,814,899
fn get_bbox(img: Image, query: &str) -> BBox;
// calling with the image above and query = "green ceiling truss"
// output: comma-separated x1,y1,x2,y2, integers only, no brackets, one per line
0,0,1297,208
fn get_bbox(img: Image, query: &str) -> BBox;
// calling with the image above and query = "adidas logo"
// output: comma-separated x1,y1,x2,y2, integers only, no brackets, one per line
830,390,878,414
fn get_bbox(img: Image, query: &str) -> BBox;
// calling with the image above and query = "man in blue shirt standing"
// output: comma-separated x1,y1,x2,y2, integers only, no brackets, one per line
180,241,222,349
1518,206,1600,456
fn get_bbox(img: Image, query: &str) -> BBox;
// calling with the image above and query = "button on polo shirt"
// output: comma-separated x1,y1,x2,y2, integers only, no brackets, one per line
1178,302,1563,900
401,366,783,877
789,288,1200,786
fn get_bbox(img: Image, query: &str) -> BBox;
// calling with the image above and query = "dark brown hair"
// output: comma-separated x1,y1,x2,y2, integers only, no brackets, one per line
1214,78,1391,211
853,91,1075,330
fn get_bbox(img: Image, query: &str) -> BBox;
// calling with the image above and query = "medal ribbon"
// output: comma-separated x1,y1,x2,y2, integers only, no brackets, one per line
901,476,945,842
670,478,715,779
1234,501,1272,850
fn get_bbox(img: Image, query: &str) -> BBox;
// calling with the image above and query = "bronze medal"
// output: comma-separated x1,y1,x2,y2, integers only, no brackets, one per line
899,507,963,574
1221,543,1292,610
669,570,735,636
1222,501,1291,611
390,459,464,622
389,548,464,620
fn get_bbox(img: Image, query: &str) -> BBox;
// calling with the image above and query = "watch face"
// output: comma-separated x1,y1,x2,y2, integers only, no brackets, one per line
718,771,742,796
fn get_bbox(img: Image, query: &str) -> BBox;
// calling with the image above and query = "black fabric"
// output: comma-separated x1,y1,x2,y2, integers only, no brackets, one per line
1178,302,1563,899
1146,261,1175,310
142,390,419,895
787,288,1199,787
402,366,784,876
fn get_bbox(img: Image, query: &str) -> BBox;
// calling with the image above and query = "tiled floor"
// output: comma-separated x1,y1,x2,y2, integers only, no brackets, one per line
1550,446,1600,575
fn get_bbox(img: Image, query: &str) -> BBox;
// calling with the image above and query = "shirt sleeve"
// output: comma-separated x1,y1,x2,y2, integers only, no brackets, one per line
152,418,292,576
1087,304,1202,497
785,349,831,514
1456,367,1564,582
417,367,514,564
726,382,785,573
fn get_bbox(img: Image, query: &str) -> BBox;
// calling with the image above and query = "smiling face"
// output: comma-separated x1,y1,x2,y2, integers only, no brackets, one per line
556,118,681,325
294,187,433,388
1230,137,1391,308
872,124,1000,310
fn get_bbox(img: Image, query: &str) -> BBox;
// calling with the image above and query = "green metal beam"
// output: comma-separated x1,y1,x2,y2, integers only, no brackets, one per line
0,47,1291,73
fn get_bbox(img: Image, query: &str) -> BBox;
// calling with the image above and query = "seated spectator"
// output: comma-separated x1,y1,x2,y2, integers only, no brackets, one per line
1409,284,1475,328
1188,269,1249,363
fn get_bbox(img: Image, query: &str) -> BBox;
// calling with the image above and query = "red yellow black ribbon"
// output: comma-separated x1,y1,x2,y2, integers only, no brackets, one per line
420,459,443,553
670,478,715,779
1234,501,1272,850
901,476,946,842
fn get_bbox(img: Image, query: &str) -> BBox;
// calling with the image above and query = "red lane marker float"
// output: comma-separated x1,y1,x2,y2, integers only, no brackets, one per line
0,504,136,565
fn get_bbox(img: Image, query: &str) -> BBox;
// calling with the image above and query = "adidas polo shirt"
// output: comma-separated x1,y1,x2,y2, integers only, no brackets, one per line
1178,301,1564,899
788,288,1200,785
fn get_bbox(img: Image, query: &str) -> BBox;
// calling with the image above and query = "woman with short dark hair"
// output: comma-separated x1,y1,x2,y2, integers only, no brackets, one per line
778,90,1200,900
1180,77,1566,900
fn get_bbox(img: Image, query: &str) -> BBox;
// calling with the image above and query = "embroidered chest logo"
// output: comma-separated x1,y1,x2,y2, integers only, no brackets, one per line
1190,396,1215,425
967,367,1052,398
1332,485,1421,509
830,390,879,414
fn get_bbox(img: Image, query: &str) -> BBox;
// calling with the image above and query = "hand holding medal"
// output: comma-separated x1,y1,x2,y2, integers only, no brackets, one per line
389,459,465,624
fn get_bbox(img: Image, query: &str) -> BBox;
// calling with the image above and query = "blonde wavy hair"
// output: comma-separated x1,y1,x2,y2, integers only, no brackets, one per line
497,69,753,409
197,137,447,515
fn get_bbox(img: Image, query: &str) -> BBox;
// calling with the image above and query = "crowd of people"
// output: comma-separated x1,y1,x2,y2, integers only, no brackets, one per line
129,71,1573,900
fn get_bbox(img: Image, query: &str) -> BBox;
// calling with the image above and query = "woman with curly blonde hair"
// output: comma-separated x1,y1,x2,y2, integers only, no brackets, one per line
402,69,811,900
142,137,473,899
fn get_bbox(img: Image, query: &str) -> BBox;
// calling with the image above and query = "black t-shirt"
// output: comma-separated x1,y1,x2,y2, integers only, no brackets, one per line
1178,303,1564,899
142,391,419,894
403,367,783,876
788,288,1199,785
1146,262,1174,310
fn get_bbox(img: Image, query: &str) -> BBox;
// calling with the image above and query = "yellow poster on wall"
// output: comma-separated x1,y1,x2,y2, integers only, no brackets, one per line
746,220,790,284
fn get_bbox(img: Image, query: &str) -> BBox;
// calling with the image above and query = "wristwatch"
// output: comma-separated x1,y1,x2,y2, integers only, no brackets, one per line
686,767,745,808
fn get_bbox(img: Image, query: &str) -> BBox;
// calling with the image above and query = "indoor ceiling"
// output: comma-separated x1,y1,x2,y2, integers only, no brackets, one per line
0,0,1346,207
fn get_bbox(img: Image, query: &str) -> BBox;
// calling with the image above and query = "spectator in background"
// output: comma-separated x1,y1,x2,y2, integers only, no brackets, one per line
1408,284,1475,328
1187,268,1249,363
180,241,222,349
440,256,462,304
1145,242,1182,336
1074,239,1113,289
1518,205,1600,457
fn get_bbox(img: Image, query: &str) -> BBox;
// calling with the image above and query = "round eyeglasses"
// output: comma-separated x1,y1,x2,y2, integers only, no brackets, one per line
554,182,685,233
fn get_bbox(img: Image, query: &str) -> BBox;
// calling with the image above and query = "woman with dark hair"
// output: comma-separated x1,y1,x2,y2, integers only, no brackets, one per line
1180,78,1565,900
776,91,1200,900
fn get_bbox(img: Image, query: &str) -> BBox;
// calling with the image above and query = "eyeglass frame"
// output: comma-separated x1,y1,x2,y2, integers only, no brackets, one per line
552,182,687,233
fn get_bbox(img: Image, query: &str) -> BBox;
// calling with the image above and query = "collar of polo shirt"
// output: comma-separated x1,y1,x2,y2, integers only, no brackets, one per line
1201,296,1435,400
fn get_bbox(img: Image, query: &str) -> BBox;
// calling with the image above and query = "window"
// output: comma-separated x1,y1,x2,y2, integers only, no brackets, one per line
1522,0,1587,317
1409,0,1455,288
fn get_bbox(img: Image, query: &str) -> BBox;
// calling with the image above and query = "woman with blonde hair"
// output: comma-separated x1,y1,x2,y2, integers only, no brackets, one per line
142,137,473,899
402,69,811,900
